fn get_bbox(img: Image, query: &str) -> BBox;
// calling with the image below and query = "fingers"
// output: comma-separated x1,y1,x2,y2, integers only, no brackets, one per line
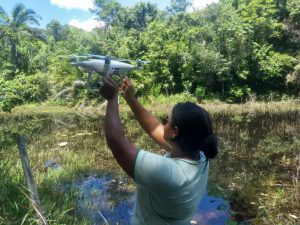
99,76,119,100
120,76,132,89
101,75,133,98
122,76,132,86
101,76,118,88
119,76,127,93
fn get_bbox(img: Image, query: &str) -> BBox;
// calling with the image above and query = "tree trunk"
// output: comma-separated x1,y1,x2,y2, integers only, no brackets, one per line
10,39,18,75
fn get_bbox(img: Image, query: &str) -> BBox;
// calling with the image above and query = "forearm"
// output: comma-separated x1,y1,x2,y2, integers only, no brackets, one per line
125,95,161,134
104,98,138,178
100,76,137,178
105,97,125,144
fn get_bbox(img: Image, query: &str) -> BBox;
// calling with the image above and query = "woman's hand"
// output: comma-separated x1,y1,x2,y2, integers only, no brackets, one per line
99,76,118,100
119,76,135,100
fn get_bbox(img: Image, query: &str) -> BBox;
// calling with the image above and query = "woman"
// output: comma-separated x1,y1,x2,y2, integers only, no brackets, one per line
99,76,218,225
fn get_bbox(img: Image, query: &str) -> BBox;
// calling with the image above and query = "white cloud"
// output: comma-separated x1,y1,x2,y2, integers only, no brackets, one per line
50,0,94,10
191,0,219,11
69,18,104,31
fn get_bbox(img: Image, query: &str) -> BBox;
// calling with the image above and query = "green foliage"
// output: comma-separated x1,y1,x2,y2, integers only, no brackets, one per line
118,2,159,31
195,86,206,102
0,3,42,75
91,0,124,29
140,92,197,105
0,73,50,112
253,43,294,79
1,0,300,107
166,0,192,14
228,85,251,103
0,159,27,223
238,0,283,42
287,0,300,27
46,20,63,42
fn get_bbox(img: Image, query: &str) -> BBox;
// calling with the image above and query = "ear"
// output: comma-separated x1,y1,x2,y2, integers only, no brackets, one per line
171,126,179,139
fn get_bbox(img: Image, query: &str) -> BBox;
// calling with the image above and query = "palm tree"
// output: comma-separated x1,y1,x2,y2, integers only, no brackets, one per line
0,3,41,76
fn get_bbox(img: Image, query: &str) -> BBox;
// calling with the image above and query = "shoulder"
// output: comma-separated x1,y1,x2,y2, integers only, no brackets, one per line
134,150,179,192
134,150,175,176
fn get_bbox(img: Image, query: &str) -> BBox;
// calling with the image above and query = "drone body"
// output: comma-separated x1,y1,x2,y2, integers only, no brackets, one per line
70,54,150,91
72,59,137,75
71,54,149,76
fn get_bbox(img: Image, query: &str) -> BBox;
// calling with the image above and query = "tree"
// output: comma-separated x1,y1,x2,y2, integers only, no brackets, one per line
0,4,41,76
91,0,124,30
166,0,192,14
46,20,63,42
237,0,283,43
285,0,300,46
120,2,159,31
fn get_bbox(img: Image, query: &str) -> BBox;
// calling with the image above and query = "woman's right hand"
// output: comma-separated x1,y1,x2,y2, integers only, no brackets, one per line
119,76,135,100
99,76,118,100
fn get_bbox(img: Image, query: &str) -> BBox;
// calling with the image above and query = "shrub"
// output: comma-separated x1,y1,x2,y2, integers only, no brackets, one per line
0,73,50,112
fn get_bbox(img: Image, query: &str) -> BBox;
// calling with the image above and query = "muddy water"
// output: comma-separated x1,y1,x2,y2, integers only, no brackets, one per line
73,175,231,225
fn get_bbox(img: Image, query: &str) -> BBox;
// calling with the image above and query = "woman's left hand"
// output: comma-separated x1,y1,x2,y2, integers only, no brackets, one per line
99,76,118,100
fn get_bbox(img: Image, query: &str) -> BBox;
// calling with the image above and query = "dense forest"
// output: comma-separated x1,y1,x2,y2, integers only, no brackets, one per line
0,0,300,112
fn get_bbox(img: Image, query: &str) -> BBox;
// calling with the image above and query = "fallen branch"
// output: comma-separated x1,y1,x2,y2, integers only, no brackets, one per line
16,135,48,225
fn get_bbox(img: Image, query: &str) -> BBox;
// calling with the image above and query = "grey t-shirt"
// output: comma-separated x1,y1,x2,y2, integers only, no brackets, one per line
131,150,209,225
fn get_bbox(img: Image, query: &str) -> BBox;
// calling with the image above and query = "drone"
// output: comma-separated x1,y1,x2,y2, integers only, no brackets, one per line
70,54,150,91
71,54,151,76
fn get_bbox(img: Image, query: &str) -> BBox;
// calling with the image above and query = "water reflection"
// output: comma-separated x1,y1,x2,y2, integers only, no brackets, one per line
192,194,230,225
73,176,231,225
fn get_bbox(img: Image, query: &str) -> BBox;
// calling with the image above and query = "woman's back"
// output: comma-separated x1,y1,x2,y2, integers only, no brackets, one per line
100,77,218,224
132,150,209,225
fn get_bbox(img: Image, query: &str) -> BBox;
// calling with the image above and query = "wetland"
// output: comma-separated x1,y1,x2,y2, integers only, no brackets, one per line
0,101,299,224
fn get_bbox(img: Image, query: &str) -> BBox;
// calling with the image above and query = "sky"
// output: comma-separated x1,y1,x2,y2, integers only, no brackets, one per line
0,0,219,31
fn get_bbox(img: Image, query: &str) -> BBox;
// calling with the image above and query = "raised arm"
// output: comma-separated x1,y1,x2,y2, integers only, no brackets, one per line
119,77,171,152
99,77,137,178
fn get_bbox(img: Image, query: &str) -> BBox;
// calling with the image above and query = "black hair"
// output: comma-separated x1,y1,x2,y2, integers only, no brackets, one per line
171,102,218,160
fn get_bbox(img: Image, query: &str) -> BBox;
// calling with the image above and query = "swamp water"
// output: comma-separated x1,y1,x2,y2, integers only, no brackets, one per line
71,175,231,225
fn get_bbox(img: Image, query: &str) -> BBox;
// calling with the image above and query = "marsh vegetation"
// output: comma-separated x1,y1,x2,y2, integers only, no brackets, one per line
0,100,299,224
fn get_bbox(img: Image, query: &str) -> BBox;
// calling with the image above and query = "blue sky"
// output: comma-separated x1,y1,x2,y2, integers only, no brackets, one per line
0,0,218,31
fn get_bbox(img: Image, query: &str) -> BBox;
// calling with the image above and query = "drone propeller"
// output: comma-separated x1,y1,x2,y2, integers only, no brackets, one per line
83,54,135,62
136,59,151,68
69,54,89,62
84,54,107,59
139,59,151,64
126,59,151,63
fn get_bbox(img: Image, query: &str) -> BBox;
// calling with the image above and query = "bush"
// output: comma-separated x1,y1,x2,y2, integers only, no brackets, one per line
140,92,197,105
195,86,206,102
227,85,251,103
0,73,50,112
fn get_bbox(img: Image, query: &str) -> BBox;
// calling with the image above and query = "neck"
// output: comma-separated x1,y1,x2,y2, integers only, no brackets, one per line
169,143,190,159
169,143,200,160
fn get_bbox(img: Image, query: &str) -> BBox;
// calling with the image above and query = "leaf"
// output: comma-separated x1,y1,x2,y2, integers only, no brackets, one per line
288,214,298,219
216,185,225,191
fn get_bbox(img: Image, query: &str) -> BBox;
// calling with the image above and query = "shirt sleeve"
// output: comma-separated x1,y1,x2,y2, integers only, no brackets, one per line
134,150,173,194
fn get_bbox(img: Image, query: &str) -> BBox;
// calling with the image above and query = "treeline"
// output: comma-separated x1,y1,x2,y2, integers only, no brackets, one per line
0,0,299,111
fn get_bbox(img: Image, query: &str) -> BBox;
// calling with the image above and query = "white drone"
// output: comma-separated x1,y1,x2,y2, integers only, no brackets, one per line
71,54,150,76
70,54,150,91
